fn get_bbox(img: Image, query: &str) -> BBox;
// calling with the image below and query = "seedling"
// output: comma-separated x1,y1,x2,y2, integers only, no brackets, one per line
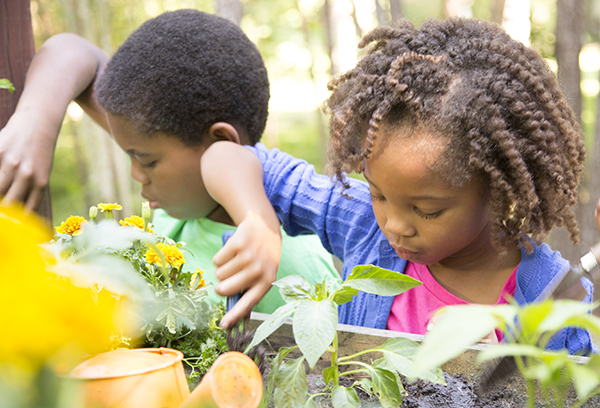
412,299,600,408
245,265,445,408
0,78,15,93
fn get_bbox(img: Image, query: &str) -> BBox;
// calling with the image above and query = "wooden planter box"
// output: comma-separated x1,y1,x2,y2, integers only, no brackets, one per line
247,312,600,407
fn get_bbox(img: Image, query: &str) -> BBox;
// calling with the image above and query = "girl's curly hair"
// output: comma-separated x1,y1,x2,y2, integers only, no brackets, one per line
325,17,585,251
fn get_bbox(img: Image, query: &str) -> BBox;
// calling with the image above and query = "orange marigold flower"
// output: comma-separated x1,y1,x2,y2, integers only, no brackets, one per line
145,243,185,269
97,203,123,212
55,216,88,235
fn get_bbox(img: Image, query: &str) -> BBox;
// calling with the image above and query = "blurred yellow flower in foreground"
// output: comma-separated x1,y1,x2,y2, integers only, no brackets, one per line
0,206,120,372
55,215,87,235
145,242,185,269
193,268,206,290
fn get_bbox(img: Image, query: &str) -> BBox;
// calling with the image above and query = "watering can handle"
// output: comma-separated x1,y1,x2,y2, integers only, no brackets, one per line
221,230,243,312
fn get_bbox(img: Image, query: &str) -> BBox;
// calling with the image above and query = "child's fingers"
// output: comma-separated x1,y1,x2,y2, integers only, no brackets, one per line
220,285,268,329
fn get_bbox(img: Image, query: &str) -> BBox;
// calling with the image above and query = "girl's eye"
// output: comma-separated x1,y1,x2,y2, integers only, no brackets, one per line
141,160,158,169
369,192,386,202
414,207,442,219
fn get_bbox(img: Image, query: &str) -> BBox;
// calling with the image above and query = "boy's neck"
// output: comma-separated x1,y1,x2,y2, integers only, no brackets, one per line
427,243,521,304
207,205,235,226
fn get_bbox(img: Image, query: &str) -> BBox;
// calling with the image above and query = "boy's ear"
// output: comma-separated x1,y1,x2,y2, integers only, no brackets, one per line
207,122,241,145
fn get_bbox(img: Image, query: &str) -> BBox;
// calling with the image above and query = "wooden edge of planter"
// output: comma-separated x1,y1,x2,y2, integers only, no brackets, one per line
248,312,589,384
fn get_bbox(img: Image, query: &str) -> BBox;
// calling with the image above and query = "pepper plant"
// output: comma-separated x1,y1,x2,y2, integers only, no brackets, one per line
411,299,600,408
245,265,445,408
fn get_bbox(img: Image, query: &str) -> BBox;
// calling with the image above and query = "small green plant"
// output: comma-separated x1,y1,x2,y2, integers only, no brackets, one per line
412,299,600,408
0,78,15,93
245,265,445,408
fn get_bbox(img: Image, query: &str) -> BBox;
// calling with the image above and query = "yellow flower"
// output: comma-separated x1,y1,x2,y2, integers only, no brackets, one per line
119,216,153,233
97,203,123,212
145,243,185,269
1,205,122,373
193,268,206,290
55,215,88,235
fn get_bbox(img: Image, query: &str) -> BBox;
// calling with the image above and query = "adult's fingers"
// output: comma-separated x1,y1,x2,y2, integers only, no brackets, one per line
595,198,600,232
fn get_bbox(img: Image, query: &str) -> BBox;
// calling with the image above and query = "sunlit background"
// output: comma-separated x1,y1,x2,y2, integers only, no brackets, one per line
26,0,600,229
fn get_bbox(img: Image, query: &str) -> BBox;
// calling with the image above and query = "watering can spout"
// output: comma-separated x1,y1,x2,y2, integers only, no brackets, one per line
179,351,263,408
65,349,263,408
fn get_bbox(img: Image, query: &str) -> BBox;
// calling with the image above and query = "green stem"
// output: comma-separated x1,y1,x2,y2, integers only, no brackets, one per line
526,379,535,408
338,369,364,376
337,347,377,362
332,332,340,387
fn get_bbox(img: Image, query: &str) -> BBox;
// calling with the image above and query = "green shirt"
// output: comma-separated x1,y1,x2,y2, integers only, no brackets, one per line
152,210,340,314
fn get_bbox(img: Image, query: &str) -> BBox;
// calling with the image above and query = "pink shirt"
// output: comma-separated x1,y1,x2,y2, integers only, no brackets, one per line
387,262,517,340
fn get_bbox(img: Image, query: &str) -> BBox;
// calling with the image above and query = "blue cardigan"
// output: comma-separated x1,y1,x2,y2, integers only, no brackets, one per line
248,143,596,354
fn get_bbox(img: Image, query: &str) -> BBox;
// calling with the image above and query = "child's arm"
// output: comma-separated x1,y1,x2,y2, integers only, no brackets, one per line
201,141,282,329
0,33,108,211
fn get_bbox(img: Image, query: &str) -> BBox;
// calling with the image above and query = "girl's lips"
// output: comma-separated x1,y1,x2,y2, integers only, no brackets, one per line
147,200,160,209
393,246,419,258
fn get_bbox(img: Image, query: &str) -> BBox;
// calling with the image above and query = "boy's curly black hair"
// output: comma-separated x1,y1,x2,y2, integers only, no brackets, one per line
325,17,585,251
96,9,269,146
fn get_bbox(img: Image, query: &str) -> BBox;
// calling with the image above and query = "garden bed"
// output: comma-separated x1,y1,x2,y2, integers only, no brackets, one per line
246,312,600,407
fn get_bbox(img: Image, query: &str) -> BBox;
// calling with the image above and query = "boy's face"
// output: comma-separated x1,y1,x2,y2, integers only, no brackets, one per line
106,114,223,221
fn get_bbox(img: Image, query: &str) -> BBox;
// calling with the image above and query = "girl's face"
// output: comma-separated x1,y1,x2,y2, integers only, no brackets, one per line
106,114,226,222
363,129,493,268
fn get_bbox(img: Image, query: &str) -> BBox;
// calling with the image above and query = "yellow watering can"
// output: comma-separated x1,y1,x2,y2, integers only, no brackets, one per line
64,348,263,408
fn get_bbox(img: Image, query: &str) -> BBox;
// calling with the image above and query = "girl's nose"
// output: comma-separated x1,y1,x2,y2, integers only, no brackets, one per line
130,161,150,185
385,215,416,238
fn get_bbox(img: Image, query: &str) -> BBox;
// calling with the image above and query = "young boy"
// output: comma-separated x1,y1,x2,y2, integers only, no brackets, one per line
0,9,339,324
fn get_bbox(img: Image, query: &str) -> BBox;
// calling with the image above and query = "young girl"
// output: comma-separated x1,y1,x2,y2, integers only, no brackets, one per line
203,17,594,354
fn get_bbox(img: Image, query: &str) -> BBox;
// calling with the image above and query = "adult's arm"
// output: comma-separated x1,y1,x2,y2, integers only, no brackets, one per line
0,33,108,210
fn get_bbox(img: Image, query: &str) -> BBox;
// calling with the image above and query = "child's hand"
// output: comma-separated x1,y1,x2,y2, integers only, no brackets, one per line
0,110,57,211
214,212,282,329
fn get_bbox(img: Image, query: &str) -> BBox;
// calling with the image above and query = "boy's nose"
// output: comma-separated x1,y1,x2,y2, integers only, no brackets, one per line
130,162,150,184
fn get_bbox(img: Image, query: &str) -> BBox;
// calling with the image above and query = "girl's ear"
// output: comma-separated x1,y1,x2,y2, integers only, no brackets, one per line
207,122,242,145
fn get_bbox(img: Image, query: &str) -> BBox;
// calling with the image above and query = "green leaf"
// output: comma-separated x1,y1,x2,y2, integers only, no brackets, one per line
537,300,600,334
293,299,338,369
303,398,318,408
340,264,422,296
274,357,308,408
518,300,553,341
412,304,515,377
267,347,298,406
374,337,419,355
322,365,336,388
332,385,360,408
477,343,544,363
0,78,15,93
274,274,315,302
567,361,600,399
362,366,403,408
355,378,374,396
47,254,153,300
74,220,156,253
331,285,359,305
245,301,299,352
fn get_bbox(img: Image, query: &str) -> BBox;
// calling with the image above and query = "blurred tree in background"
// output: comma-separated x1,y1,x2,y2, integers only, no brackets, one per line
12,0,600,262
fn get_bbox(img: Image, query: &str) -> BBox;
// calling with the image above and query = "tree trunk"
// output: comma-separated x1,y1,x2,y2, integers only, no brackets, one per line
491,0,506,24
215,0,243,26
323,0,337,76
0,0,52,221
549,0,585,263
375,0,385,26
389,0,402,22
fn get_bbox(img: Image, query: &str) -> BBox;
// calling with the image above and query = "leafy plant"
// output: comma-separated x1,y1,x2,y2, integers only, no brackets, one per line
245,265,445,408
46,203,227,376
0,78,15,93
412,299,600,408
